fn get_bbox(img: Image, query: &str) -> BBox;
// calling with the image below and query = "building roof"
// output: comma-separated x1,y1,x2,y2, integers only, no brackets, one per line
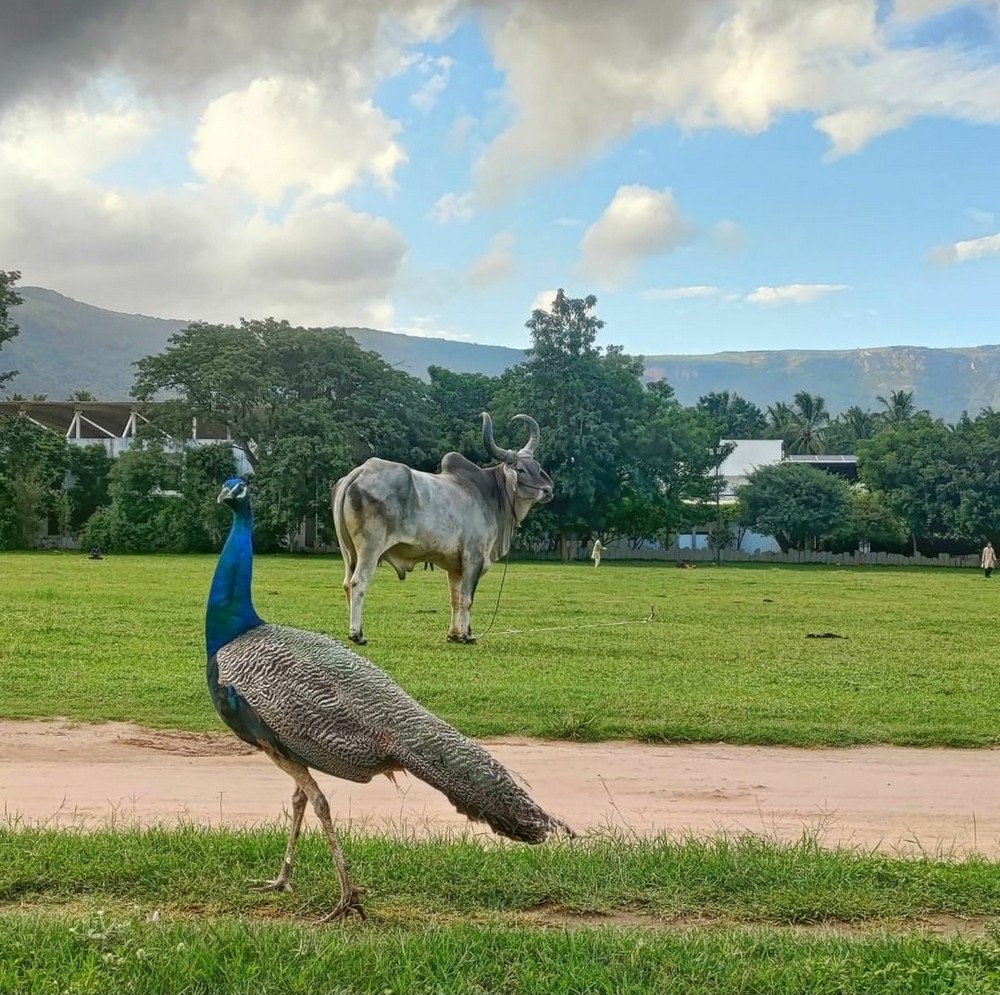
0,400,228,441
786,454,858,465
718,439,783,478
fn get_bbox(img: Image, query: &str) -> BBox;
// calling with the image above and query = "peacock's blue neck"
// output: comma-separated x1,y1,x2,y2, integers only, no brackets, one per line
206,504,263,658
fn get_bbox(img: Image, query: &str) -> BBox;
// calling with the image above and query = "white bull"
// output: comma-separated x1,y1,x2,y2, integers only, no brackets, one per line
331,412,553,644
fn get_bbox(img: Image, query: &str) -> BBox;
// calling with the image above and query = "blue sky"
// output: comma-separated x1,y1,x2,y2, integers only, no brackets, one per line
1,0,998,357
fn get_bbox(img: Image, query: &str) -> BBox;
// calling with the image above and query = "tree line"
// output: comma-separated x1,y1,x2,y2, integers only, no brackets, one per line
1,275,998,557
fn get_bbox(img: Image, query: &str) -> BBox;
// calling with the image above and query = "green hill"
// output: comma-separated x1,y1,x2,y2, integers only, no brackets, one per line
1,288,525,399
3,287,998,421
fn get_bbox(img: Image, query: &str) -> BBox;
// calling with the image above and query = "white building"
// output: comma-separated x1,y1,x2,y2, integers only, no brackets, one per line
679,439,858,554
0,400,252,474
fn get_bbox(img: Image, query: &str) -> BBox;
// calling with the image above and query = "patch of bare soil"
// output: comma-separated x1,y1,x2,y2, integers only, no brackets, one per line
2,719,1000,858
524,907,995,939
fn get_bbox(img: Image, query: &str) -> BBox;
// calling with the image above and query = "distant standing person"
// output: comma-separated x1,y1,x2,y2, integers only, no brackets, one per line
590,538,605,569
983,541,996,578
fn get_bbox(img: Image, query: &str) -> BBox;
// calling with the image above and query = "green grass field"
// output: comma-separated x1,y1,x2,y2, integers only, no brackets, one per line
1,551,997,746
4,552,1000,992
4,828,1000,994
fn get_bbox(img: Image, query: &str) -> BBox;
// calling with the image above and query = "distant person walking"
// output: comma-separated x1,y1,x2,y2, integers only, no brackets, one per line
983,541,996,578
590,538,605,569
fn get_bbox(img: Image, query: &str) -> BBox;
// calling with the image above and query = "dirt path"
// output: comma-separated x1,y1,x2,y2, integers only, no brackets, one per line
2,719,999,856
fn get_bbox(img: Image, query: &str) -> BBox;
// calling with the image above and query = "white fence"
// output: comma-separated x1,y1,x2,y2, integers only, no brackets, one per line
602,546,982,568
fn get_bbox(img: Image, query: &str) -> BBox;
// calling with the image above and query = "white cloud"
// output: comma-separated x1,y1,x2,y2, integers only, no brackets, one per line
929,231,1000,265
190,76,406,205
468,231,515,285
472,0,1000,198
389,315,472,340
0,1,463,110
410,55,454,111
890,0,979,22
0,159,407,327
710,219,746,253
579,185,694,288
554,216,582,227
429,190,475,224
814,103,911,159
745,283,848,305
966,208,996,226
0,2,456,330
530,288,559,312
641,285,723,300
0,99,154,185
446,113,478,152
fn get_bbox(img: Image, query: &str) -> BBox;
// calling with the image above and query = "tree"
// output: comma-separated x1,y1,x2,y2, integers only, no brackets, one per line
132,319,440,542
628,381,722,544
827,486,908,553
0,414,69,548
826,406,879,454
856,414,954,554
495,290,643,550
765,401,796,449
786,391,830,455
876,389,923,426
427,366,499,460
66,444,113,532
82,441,237,553
737,462,851,552
696,391,767,440
0,270,23,387
945,409,1000,545
496,290,721,552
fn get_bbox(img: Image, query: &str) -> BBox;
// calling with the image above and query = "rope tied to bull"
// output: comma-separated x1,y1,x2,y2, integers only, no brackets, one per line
475,487,517,640
475,492,655,639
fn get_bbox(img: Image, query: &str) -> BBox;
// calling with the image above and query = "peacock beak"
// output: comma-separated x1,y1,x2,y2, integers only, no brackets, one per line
217,485,233,504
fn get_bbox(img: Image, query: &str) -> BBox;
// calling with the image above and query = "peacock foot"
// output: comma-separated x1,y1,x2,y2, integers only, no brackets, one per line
317,884,367,923
249,876,293,893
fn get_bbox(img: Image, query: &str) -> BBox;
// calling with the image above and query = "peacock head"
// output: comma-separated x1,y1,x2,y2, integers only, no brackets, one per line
218,477,250,512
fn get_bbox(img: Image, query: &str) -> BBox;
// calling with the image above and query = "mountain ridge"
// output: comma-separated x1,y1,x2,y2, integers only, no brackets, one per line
3,287,998,422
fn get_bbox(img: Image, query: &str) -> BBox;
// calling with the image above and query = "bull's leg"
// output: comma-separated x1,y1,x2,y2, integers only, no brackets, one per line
448,561,483,644
446,569,465,642
347,550,379,645
464,562,485,641
340,548,355,618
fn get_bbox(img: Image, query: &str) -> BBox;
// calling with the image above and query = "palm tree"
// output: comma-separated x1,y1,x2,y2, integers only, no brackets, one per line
786,390,830,455
766,401,795,435
876,389,916,426
765,401,797,454
843,405,879,442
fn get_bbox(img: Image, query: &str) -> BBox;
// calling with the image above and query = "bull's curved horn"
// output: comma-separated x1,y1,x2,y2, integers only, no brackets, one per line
511,414,541,456
482,411,516,462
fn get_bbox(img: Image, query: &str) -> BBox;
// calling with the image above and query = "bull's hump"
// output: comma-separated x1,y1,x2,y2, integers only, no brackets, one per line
439,452,481,475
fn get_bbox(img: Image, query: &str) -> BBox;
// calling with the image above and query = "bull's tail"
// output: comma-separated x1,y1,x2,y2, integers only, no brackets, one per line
331,471,360,574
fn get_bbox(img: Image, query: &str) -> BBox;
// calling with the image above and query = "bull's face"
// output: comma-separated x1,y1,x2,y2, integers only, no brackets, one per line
513,454,554,505
482,411,554,513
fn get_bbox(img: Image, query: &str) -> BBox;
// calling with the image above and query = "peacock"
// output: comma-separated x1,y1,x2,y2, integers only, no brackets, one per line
207,477,571,920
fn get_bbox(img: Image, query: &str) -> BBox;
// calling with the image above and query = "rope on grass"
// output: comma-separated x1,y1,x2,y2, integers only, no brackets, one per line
479,605,655,639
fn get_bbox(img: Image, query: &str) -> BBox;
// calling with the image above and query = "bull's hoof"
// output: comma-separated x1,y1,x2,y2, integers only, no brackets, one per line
447,633,477,644
349,632,367,646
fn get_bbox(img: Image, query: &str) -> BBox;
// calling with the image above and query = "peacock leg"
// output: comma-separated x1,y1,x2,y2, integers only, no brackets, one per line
263,748,366,921
251,785,306,892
